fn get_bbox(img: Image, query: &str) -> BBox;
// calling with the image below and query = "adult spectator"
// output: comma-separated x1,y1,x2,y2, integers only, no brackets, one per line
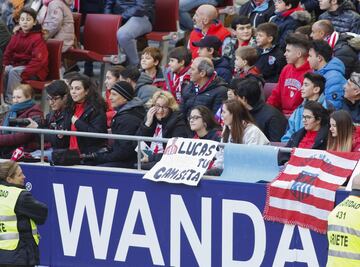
270,0,311,48
255,22,286,83
238,0,275,28
0,0,25,31
119,66,159,104
318,0,360,34
62,74,107,154
181,57,228,116
0,84,43,158
82,81,145,168
343,72,360,124
179,0,222,31
0,161,48,267
327,110,360,152
137,91,189,169
104,0,155,66
232,78,287,142
310,20,359,79
266,33,312,116
37,0,74,52
188,4,231,59
0,20,10,67
307,40,346,110
192,35,233,83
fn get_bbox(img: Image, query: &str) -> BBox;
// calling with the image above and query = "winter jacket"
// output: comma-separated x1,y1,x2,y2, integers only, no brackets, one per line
250,99,288,142
3,29,48,81
42,110,67,149
37,0,74,52
343,99,360,125
135,72,160,103
270,7,311,48
104,0,155,23
315,57,346,110
266,61,312,116
193,128,222,142
0,20,10,66
213,56,232,84
281,94,331,142
238,0,275,28
319,1,360,34
181,76,228,116
255,45,286,83
0,180,48,266
95,98,145,167
63,104,107,154
188,21,231,59
152,68,166,89
352,126,360,152
0,104,43,157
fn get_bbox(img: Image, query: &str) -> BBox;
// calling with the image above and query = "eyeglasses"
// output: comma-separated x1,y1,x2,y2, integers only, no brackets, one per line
47,95,62,102
302,115,315,120
188,115,202,121
154,104,169,111
349,77,360,89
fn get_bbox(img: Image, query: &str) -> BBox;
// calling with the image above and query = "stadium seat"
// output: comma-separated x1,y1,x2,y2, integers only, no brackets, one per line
72,12,82,48
63,14,122,89
145,0,183,65
25,39,63,110
218,143,281,183
263,83,277,100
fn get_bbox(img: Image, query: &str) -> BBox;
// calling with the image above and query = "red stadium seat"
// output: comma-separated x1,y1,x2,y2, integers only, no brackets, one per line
25,39,63,109
72,12,82,48
263,83,278,101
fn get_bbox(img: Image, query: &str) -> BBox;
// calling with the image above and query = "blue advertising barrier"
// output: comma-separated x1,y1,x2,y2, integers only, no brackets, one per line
21,163,349,267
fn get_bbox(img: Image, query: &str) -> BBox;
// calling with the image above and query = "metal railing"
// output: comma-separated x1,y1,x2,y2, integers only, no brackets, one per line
0,126,291,170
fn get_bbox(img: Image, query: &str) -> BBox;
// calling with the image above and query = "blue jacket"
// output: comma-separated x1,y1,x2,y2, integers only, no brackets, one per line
281,95,331,142
104,0,155,23
213,57,232,84
316,57,346,110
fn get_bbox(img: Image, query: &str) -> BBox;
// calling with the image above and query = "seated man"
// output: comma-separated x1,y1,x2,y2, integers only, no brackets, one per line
343,72,360,125
104,0,155,66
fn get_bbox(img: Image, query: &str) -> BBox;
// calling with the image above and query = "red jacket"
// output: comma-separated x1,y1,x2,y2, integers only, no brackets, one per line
188,22,231,59
3,30,49,81
352,126,360,152
266,61,311,116
0,104,44,152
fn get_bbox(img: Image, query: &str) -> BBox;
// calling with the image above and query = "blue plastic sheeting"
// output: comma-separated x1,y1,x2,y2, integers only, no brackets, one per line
219,144,281,183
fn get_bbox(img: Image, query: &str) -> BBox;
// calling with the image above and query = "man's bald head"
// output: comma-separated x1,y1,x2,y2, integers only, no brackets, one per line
199,4,218,20
193,4,218,30
311,20,334,40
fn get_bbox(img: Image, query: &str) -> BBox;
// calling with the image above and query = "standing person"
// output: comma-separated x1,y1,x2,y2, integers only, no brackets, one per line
2,7,48,104
62,74,107,154
326,173,360,267
0,160,48,267
104,0,155,67
327,110,360,152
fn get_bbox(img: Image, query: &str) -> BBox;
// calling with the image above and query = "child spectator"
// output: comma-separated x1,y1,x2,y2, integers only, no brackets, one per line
192,35,233,83
234,46,261,79
140,47,165,89
282,72,331,142
266,33,312,116
223,15,255,67
255,22,286,83
164,46,192,103
270,0,311,48
2,7,48,104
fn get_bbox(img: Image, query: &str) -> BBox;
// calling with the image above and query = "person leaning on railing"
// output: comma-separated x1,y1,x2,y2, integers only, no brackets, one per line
0,160,48,267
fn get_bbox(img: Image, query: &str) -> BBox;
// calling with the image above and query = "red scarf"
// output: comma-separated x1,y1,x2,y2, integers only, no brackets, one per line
167,66,190,103
69,103,85,151
194,73,216,94
298,130,317,149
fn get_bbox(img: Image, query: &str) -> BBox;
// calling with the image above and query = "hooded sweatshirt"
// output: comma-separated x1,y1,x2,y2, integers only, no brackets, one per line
135,72,160,103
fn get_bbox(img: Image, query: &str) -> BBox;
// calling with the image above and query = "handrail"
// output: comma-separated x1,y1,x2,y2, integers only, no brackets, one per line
0,126,291,169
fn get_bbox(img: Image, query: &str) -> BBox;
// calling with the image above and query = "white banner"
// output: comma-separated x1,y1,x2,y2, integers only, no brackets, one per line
143,138,219,186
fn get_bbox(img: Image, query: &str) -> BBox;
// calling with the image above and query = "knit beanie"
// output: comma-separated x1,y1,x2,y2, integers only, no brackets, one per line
111,81,134,101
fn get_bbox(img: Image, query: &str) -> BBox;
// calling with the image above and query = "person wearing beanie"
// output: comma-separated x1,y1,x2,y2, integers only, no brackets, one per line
82,81,146,168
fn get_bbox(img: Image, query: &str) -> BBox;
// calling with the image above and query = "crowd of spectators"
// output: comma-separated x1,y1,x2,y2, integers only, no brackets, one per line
0,0,360,173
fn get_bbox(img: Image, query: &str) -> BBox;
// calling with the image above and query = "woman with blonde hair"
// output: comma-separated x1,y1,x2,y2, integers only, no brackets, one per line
136,91,189,169
327,110,360,152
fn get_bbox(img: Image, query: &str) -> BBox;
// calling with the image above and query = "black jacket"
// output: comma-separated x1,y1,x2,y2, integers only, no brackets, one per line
343,99,360,124
0,181,48,266
42,110,67,149
255,45,286,83
319,1,360,34
239,0,275,28
213,57,232,84
104,0,155,23
181,76,228,116
250,99,288,142
63,105,107,154
80,0,104,14
334,34,360,79
95,98,145,167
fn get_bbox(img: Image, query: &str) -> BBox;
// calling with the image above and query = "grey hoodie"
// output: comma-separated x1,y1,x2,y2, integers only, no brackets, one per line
135,72,160,104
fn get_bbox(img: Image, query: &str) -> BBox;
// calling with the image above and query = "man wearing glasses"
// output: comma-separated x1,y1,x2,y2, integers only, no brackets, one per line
343,72,360,125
